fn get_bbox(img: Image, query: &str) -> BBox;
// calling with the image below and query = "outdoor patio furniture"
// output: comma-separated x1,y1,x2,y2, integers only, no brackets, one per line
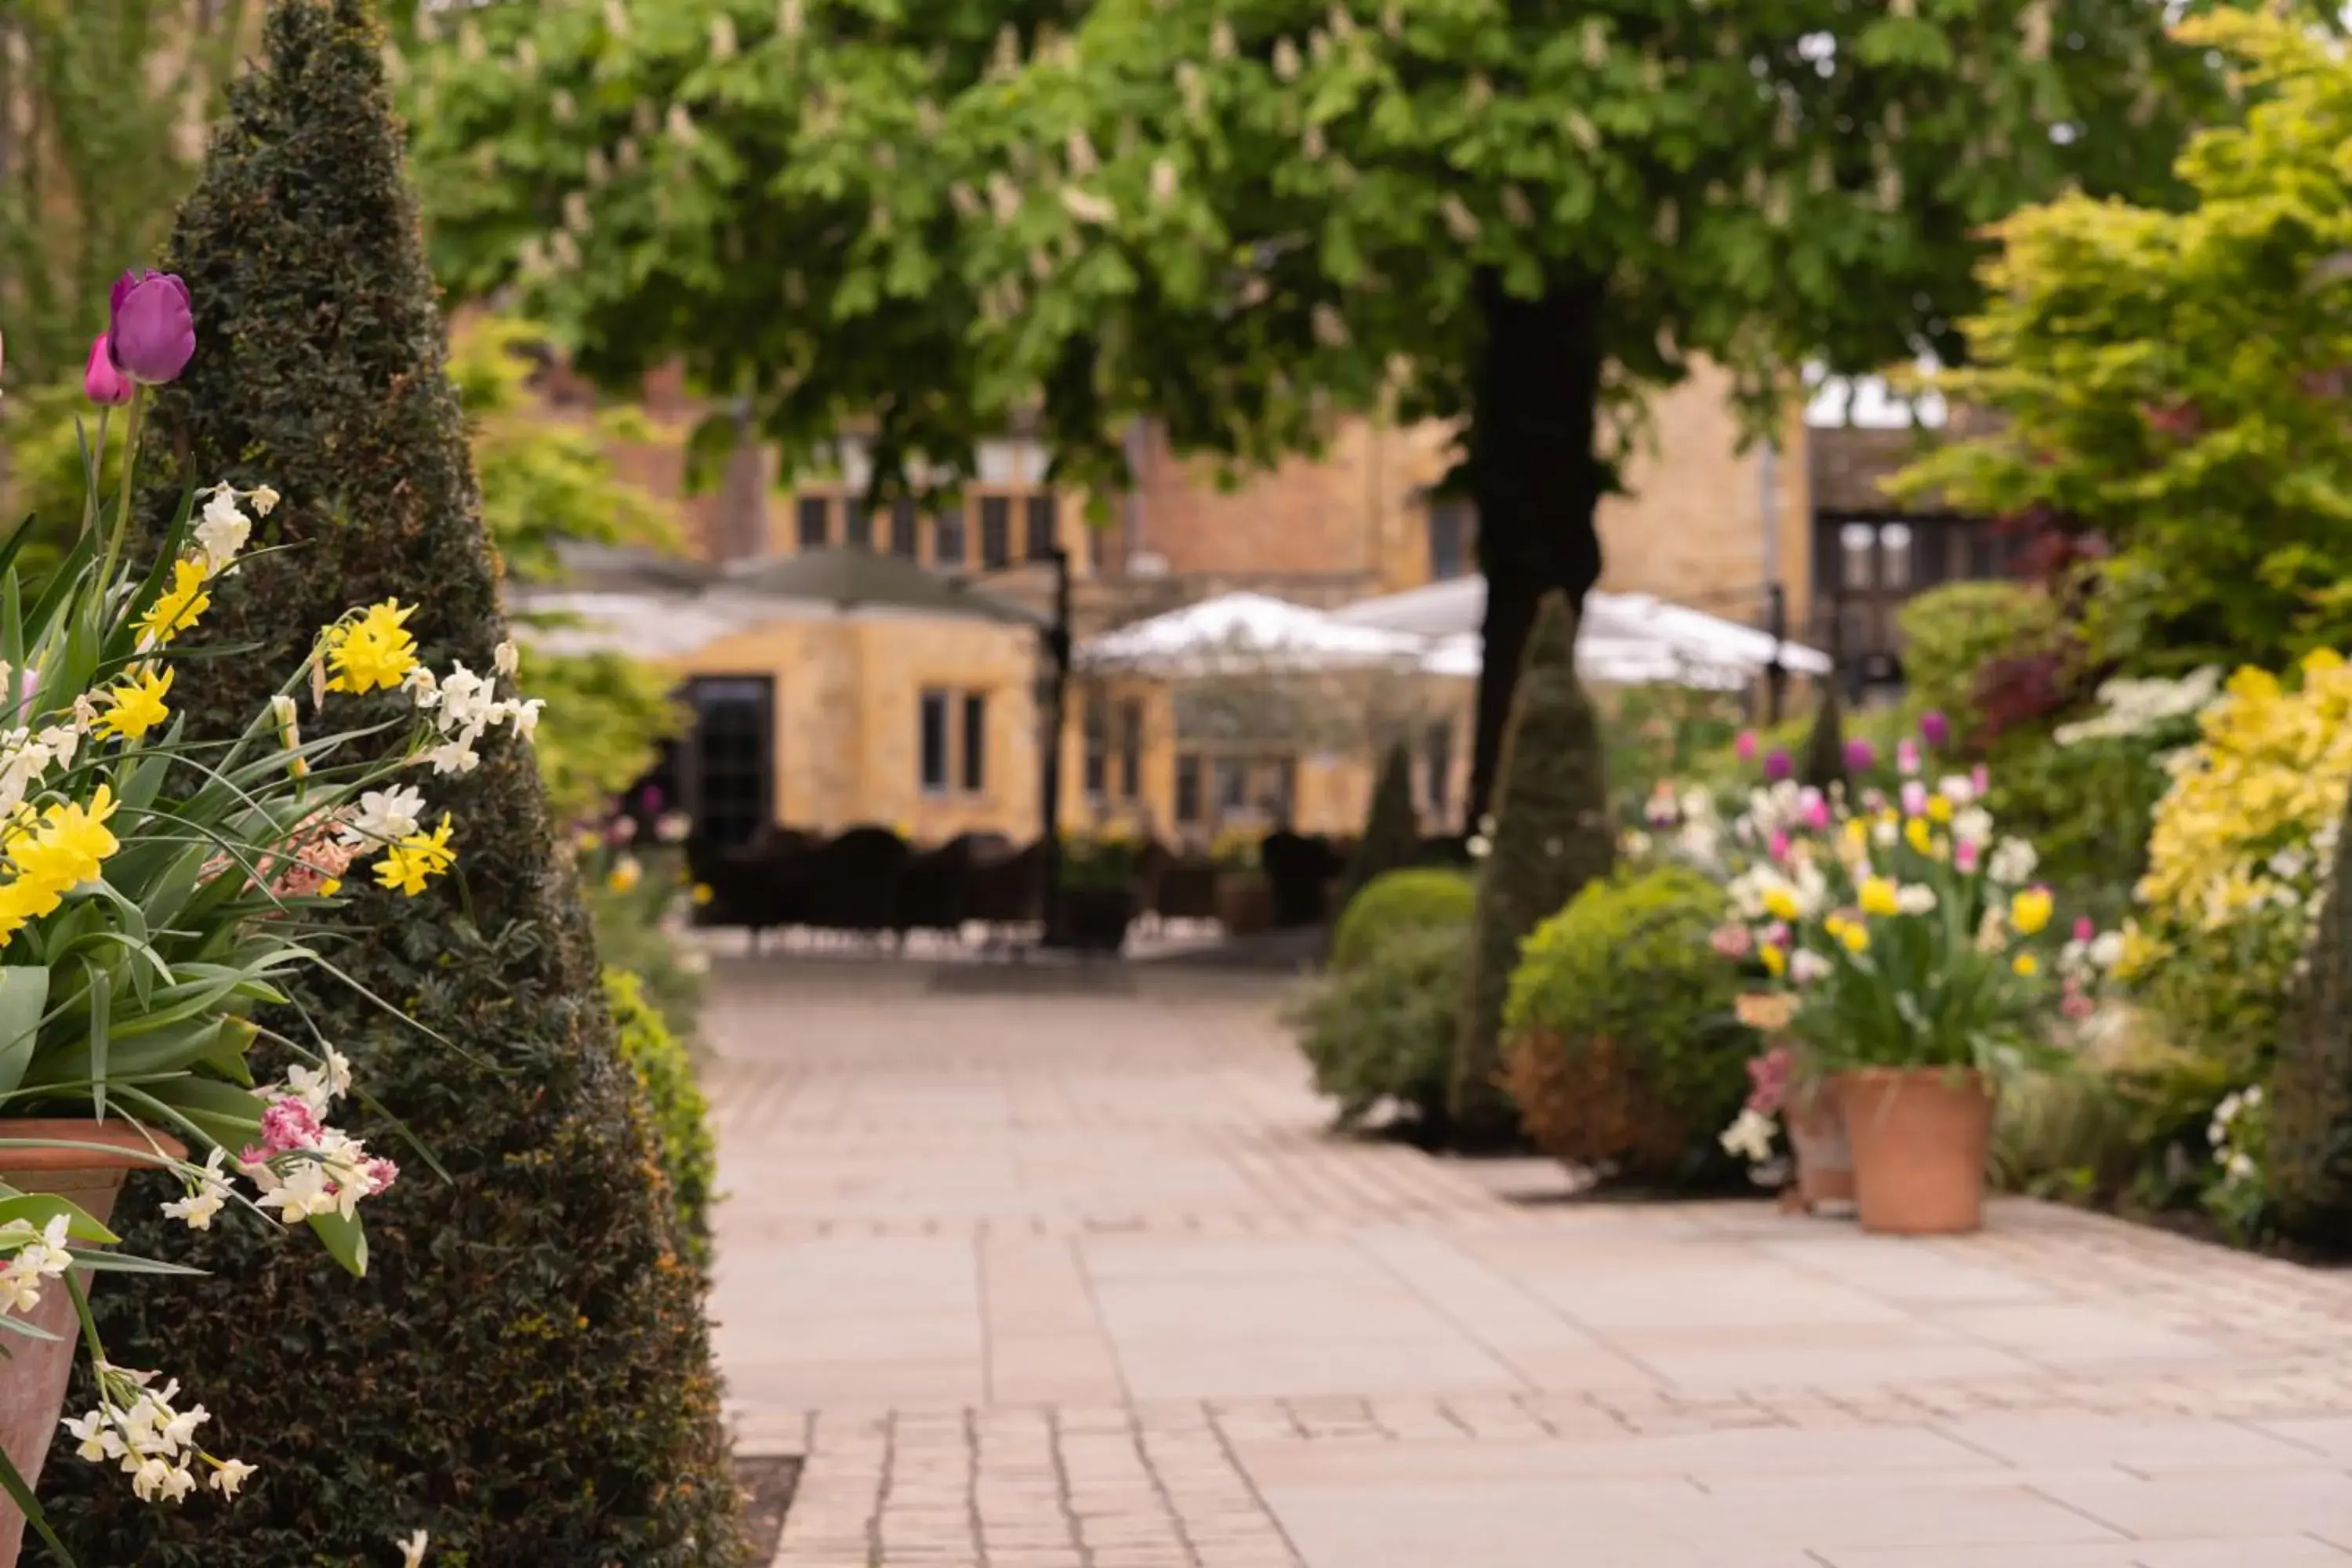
965,840,1046,933
895,838,977,939
1261,830,1338,927
1154,859,1221,924
801,826,911,940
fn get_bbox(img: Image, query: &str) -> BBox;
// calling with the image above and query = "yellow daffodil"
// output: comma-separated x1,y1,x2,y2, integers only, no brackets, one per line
1761,886,1800,921
13,786,121,891
2009,887,2053,936
372,813,457,897
1838,922,1870,953
1858,877,1900,917
94,664,173,742
132,557,211,650
1759,944,1786,977
1904,816,1935,856
2012,952,2040,977
1926,794,1954,824
324,601,420,695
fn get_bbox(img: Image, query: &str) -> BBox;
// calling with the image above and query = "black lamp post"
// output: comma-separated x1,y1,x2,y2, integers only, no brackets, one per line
1035,546,1072,946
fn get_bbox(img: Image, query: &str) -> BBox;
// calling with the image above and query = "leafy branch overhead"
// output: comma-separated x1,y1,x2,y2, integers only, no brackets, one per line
407,0,2249,502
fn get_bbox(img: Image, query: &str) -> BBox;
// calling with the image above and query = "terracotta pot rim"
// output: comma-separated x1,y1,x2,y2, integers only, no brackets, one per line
1835,1065,1987,1087
0,1118,187,1174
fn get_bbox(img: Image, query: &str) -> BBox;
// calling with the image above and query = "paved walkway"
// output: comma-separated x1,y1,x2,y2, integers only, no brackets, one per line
707,956,2352,1568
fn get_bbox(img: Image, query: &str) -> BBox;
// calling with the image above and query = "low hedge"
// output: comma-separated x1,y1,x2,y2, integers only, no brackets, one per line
1499,864,1749,1185
1289,920,1469,1131
605,966,720,1272
1330,867,1475,972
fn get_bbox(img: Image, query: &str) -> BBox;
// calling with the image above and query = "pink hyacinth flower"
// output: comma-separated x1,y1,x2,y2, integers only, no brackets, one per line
260,1098,323,1154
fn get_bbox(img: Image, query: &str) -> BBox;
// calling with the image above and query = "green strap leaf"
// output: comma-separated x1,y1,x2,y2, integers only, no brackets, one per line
0,967,52,1099
0,1192,118,1246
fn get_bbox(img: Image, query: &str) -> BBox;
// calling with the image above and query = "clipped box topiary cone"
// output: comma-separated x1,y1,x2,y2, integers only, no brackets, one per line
44,3,744,1563
1451,590,1615,1146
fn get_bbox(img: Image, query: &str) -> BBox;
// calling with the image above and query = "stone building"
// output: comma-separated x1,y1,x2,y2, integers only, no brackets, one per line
572,362,1984,847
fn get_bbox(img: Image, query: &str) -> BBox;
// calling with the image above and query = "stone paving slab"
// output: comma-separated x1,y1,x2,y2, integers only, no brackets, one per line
703,957,2352,1566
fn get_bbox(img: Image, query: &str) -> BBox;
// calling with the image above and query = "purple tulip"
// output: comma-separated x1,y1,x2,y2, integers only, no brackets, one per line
82,335,131,406
1842,739,1875,772
1734,730,1759,764
105,270,194,386
1920,709,1951,748
1763,747,1792,782
642,783,666,814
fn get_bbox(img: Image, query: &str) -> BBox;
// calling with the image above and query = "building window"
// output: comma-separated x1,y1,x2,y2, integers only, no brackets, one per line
683,677,775,849
1082,692,1109,798
844,499,873,549
1840,521,1877,590
1427,500,1475,581
919,689,951,793
979,495,1012,568
1878,521,1913,590
934,504,967,567
888,499,920,558
1117,699,1143,800
795,495,830,550
1024,494,1059,561
1424,720,1453,816
1213,756,1247,815
1174,753,1203,825
960,692,987,792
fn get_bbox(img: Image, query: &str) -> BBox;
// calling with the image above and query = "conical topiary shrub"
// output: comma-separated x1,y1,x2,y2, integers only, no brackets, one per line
1339,739,1419,909
2268,779,2352,1247
1800,681,1848,793
1451,591,1615,1145
44,3,744,1563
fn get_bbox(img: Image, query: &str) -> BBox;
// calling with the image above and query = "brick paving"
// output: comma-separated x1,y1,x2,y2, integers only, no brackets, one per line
706,956,2352,1567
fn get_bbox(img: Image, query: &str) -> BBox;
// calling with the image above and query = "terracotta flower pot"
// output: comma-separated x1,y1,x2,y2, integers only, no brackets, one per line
1784,1080,1855,1209
1836,1068,1994,1236
1214,871,1272,936
0,1120,182,1566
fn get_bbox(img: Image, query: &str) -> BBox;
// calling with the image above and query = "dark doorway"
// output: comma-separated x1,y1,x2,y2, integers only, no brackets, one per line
680,676,776,848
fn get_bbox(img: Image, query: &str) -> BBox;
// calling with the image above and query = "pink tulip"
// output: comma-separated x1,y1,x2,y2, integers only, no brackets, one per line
2073,916,2095,943
105,269,194,385
1955,840,1980,873
1843,739,1877,772
1735,730,1759,764
1900,780,1929,817
1800,789,1830,829
82,335,131,406
1973,762,1991,795
1768,829,1791,862
1896,739,1922,777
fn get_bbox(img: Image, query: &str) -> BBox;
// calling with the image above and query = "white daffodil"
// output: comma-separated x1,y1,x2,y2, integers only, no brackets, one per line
340,785,427,847
194,490,252,574
61,1410,126,1465
423,736,482,776
401,1529,431,1568
210,1457,258,1496
493,640,520,678
1896,884,1937,916
1987,837,2038,885
437,664,497,734
498,696,544,740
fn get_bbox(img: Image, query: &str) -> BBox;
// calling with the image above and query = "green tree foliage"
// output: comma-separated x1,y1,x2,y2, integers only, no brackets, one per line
405,0,2259,817
1339,739,1418,907
1454,591,1611,1143
1895,580,2065,744
45,4,743,1563
0,0,252,387
1893,9,2352,677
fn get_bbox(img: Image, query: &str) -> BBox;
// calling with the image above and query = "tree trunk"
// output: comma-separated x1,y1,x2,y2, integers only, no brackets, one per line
1464,270,1608,825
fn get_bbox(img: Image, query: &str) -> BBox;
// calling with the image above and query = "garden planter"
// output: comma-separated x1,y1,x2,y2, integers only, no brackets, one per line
1054,886,1136,953
1214,872,1273,937
1784,1080,1855,1209
1837,1068,1994,1236
0,1120,181,1566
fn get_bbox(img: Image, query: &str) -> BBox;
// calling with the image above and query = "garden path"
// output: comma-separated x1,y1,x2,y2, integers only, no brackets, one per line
708,955,2352,1568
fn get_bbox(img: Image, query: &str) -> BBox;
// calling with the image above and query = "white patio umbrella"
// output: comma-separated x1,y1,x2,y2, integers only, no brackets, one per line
1334,578,1830,682
1420,631,1757,691
1077,591,1430,676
